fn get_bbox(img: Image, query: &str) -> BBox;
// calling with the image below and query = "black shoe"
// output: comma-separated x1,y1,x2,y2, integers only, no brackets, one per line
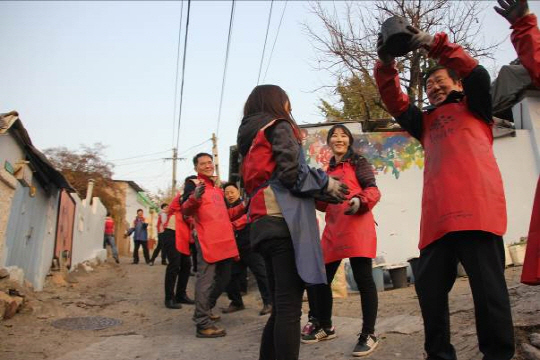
161,261,167,265
164,299,182,309
221,303,245,314
259,303,272,316
114,256,120,264
352,333,379,357
131,261,139,265
176,295,195,305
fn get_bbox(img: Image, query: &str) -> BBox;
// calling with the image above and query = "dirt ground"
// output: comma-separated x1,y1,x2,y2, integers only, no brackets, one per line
0,256,538,360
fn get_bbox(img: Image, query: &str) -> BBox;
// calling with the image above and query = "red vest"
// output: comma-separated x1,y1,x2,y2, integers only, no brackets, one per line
522,177,540,285
104,217,114,235
322,161,379,263
242,120,279,221
419,101,507,249
186,176,239,263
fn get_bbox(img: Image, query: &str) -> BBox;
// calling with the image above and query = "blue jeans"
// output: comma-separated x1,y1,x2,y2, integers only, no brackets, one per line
103,234,119,258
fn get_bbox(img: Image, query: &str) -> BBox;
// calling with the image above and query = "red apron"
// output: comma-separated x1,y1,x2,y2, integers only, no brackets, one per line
522,176,540,285
322,161,379,263
192,176,238,263
419,102,507,249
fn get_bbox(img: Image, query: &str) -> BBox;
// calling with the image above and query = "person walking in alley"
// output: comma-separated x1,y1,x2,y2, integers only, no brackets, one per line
374,22,515,359
160,193,194,309
103,212,119,264
181,153,241,338
125,209,151,264
149,203,168,266
237,84,349,360
221,182,272,316
301,124,381,357
495,0,540,286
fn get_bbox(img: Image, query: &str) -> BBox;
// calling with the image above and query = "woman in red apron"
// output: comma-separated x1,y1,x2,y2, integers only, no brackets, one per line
237,85,348,360
301,124,381,357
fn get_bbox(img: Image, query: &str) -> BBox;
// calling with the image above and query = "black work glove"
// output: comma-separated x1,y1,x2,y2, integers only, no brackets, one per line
494,0,530,25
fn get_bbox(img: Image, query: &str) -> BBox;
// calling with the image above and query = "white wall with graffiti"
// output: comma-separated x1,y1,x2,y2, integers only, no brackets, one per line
301,123,537,265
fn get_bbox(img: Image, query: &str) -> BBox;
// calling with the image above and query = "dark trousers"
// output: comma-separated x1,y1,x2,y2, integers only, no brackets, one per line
258,237,305,360
150,232,167,264
133,240,150,264
193,238,232,329
309,257,378,334
415,231,514,360
227,250,271,306
190,243,198,272
162,229,191,301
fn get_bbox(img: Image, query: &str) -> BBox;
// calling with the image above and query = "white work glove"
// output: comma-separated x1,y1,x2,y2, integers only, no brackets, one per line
377,33,395,66
344,197,361,215
407,26,434,52
494,0,530,25
325,177,349,203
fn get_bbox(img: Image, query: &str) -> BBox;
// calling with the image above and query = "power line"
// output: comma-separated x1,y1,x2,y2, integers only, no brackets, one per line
263,0,287,82
257,0,274,85
171,1,185,147
112,158,166,167
178,138,211,157
216,0,236,137
109,150,170,162
175,0,192,150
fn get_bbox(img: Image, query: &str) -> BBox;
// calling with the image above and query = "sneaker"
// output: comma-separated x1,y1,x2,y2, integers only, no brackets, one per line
301,318,318,336
352,334,379,357
301,326,336,344
196,325,226,338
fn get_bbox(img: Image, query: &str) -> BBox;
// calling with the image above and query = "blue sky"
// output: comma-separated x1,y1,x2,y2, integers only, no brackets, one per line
1,1,538,194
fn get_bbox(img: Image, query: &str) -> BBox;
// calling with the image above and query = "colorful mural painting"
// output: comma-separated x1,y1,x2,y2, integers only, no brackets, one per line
300,123,424,179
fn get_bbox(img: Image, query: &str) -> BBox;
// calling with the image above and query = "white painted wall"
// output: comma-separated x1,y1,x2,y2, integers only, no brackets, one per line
70,193,107,268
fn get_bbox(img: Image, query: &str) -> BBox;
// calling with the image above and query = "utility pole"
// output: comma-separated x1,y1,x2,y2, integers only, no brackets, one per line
211,133,221,182
171,147,178,197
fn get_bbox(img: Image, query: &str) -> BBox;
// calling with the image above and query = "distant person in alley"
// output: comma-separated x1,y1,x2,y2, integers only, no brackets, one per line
495,0,540,286
375,19,515,360
181,153,240,338
149,203,169,266
103,212,119,264
125,209,150,264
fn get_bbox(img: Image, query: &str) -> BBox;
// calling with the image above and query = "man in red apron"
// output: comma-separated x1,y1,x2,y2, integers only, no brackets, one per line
496,0,540,286
181,153,239,338
375,25,515,359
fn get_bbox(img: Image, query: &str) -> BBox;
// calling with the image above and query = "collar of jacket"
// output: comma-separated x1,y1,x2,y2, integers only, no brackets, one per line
197,173,217,186
328,148,355,169
425,90,465,113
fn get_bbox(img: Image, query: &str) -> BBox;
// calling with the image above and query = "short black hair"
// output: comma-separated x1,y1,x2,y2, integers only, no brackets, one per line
222,182,238,191
423,65,460,90
137,208,143,213
160,203,168,209
106,211,111,217
193,152,213,166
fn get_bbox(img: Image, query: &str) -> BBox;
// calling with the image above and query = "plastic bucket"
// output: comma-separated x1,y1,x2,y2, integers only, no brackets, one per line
407,257,419,283
508,244,526,266
389,266,408,289
372,266,385,292
380,16,414,57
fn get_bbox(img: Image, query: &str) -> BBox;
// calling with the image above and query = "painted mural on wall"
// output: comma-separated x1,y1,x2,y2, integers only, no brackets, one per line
300,123,424,179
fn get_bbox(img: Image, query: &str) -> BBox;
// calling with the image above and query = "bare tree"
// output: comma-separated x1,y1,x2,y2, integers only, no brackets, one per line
306,0,501,123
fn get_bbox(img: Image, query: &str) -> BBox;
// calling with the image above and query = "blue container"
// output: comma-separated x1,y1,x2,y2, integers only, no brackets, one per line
372,266,385,292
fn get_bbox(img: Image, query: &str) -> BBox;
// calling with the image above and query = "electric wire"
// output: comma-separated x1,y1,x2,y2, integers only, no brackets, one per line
171,1,185,148
216,0,236,138
256,0,274,85
178,138,211,157
175,0,192,151
262,0,287,82
109,150,171,162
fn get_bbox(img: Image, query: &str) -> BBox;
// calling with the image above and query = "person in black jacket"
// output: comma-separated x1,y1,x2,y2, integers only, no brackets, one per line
221,182,272,316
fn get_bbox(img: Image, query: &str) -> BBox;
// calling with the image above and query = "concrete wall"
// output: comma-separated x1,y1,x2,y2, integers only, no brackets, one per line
70,193,107,269
0,133,22,266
